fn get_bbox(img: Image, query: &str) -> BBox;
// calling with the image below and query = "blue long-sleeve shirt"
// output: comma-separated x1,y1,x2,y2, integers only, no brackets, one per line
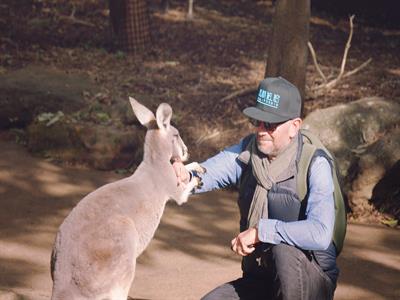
194,138,335,251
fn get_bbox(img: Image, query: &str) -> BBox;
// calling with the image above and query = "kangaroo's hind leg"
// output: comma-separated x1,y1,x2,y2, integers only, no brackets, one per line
89,216,139,300
56,216,139,300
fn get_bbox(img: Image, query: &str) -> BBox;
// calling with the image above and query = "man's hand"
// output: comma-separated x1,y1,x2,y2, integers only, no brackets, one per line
172,161,190,186
231,227,260,256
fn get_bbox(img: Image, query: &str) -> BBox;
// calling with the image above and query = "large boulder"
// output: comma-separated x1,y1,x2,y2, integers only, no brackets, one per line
303,97,399,152
23,95,146,170
303,97,400,179
350,126,400,222
303,97,400,222
27,117,145,170
0,65,98,128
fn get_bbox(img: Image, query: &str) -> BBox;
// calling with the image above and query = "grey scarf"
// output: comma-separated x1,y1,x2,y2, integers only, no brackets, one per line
239,134,299,228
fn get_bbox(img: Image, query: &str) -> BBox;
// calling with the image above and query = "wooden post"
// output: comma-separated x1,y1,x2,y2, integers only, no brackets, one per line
109,0,151,53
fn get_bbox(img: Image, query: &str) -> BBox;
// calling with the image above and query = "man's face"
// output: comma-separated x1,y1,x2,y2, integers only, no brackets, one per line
254,118,302,159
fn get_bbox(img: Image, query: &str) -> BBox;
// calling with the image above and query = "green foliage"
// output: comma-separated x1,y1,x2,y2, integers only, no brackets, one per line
114,168,130,175
37,111,65,127
73,110,89,121
89,101,104,113
381,218,398,228
95,112,110,123
115,51,126,60
10,128,27,146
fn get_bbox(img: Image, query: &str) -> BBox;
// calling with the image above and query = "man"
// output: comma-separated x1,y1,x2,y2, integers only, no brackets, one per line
173,77,340,299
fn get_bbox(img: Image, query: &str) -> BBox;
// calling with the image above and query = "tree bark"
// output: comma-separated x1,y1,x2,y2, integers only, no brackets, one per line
109,0,151,53
265,0,310,115
161,0,169,13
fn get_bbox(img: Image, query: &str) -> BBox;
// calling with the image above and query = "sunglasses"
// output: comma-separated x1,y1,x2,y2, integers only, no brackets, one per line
249,119,286,131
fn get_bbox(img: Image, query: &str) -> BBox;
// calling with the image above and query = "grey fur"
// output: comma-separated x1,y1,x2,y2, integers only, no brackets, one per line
50,97,201,300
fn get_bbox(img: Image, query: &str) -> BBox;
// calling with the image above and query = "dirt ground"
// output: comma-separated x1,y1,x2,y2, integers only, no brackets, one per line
1,1,400,299
1,140,399,300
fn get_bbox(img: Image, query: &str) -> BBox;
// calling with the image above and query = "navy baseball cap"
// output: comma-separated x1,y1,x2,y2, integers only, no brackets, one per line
243,77,301,123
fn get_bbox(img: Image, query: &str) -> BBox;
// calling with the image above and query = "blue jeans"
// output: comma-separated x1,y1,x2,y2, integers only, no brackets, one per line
201,244,335,300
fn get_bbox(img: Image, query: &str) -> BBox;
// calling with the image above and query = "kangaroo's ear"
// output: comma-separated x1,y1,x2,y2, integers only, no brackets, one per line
156,103,172,131
129,97,156,128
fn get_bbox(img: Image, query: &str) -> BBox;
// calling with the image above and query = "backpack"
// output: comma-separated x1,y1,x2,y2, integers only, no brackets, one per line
298,129,347,255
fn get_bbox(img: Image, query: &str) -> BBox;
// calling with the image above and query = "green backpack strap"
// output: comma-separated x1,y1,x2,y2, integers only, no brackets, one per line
297,142,317,201
298,129,347,255
331,165,347,255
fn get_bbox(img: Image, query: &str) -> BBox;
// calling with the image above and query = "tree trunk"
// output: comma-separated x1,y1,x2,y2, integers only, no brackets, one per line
161,0,169,13
265,0,310,115
109,0,151,53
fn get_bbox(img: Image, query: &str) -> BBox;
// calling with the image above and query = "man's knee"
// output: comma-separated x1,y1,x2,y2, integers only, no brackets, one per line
271,243,308,269
270,244,334,300
200,282,239,300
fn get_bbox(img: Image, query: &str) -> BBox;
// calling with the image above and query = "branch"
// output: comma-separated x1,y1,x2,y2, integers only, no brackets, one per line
343,58,372,78
55,7,95,28
309,15,371,93
57,15,95,28
312,58,372,91
338,15,355,80
307,41,327,83
220,86,257,102
70,5,76,18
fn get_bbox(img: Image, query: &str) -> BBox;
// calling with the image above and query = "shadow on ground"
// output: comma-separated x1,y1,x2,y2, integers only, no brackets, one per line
0,140,399,299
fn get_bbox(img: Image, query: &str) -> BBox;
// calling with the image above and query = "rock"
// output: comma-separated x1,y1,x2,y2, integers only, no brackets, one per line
74,124,145,170
303,97,400,152
303,97,400,222
355,126,400,220
0,65,98,129
371,160,400,221
27,116,85,161
303,97,400,188
27,118,145,170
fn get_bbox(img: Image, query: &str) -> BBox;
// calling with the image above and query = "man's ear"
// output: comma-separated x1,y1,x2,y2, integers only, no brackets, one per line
289,118,302,138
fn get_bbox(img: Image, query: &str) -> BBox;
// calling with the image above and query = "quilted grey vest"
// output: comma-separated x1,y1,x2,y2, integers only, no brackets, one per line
237,134,339,284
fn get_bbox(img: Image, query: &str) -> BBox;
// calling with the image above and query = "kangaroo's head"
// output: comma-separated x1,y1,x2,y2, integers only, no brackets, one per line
129,97,189,163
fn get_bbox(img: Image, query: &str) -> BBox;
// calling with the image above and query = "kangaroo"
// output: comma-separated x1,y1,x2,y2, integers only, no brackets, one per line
50,97,203,300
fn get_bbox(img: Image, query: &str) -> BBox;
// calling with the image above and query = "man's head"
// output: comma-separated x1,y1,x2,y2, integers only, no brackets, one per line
243,77,302,158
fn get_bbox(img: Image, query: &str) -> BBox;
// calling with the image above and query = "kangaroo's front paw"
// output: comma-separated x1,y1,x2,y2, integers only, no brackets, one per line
194,175,203,188
185,162,206,174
